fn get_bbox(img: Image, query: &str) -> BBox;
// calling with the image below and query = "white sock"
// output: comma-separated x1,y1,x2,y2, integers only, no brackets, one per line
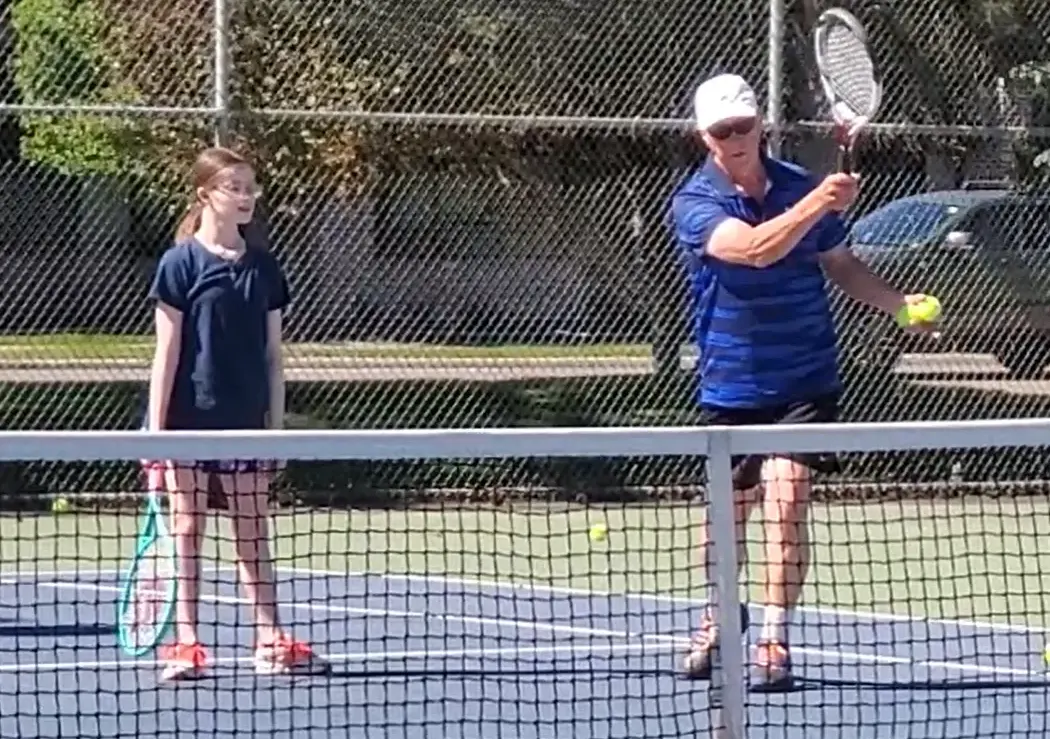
760,605,788,642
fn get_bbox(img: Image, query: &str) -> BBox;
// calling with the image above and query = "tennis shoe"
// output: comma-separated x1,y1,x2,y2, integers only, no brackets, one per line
254,636,330,675
751,639,793,692
680,615,718,679
159,642,209,682
679,604,750,680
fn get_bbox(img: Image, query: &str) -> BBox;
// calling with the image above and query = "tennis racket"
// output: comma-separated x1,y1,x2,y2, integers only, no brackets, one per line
116,463,177,657
813,8,883,173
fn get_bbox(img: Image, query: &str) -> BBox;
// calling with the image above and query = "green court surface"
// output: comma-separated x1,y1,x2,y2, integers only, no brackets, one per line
4,498,1048,628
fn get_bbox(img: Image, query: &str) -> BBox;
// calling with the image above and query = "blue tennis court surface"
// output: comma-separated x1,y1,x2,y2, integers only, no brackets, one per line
0,567,1047,738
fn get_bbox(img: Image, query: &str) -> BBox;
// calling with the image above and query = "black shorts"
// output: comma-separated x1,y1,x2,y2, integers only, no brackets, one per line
142,408,271,475
139,420,273,511
699,393,841,490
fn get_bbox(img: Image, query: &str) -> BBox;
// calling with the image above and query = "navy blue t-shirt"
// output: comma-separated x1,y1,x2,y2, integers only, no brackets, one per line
669,156,848,409
149,239,291,430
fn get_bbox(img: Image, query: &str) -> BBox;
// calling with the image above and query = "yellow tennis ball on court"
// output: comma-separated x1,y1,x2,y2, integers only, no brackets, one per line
589,523,608,542
1043,642,1050,667
50,497,70,514
897,295,942,327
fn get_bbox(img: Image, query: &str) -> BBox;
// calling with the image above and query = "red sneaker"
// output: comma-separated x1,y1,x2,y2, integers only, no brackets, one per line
159,642,209,682
254,636,330,676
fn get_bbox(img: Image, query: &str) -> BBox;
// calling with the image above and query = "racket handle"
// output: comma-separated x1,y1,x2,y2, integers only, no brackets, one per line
837,144,852,174
141,461,166,492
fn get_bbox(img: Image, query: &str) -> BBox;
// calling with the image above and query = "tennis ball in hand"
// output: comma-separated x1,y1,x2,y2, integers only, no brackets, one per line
50,497,71,514
589,523,609,543
896,295,942,328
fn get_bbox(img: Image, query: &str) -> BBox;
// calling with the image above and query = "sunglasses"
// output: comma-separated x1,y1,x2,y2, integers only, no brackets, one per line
707,118,758,140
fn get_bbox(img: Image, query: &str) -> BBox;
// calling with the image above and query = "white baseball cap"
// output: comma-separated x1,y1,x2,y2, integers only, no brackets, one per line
693,74,759,132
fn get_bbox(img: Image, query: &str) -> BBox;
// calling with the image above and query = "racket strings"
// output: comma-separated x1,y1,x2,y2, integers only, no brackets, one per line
122,537,176,648
819,24,879,118
132,580,164,638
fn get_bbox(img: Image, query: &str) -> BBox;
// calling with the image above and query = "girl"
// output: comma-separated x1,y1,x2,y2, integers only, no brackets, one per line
146,147,328,681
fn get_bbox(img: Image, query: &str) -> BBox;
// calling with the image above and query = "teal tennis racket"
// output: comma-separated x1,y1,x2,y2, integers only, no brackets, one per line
117,464,177,656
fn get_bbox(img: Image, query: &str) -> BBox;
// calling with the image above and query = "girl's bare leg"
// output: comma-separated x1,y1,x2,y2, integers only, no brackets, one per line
221,468,281,646
167,465,209,645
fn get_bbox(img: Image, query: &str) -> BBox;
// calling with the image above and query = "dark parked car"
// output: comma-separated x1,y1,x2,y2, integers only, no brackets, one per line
837,186,1050,378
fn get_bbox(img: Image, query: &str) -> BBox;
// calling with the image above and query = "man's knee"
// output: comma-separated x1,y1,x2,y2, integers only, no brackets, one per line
762,457,812,530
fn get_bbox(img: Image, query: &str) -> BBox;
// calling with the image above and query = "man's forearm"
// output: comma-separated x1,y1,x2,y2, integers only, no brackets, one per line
828,253,903,314
746,190,832,267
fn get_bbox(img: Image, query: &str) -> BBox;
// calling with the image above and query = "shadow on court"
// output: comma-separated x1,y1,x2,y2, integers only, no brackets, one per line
0,621,115,638
796,676,1050,692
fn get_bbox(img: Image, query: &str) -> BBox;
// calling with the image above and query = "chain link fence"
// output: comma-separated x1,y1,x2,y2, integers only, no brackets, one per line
1,0,1050,500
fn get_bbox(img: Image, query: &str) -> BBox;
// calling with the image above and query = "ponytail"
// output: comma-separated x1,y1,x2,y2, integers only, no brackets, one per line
175,202,203,241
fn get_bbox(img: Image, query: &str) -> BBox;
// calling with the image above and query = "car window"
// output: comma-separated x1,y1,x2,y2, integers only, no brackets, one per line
850,200,962,246
972,202,1050,251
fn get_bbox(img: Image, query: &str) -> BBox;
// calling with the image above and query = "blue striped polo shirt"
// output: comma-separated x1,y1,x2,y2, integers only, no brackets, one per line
669,156,848,409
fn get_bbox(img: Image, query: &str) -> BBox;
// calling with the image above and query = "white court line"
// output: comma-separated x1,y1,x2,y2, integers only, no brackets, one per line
40,580,673,642
278,565,1050,636
35,580,1047,680
0,641,675,674
8,564,1047,635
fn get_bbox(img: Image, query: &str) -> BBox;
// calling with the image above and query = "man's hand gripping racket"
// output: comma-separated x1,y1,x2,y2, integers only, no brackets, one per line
813,8,882,174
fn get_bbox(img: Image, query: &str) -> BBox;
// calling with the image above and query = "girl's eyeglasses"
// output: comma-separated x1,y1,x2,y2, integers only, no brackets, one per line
214,182,263,198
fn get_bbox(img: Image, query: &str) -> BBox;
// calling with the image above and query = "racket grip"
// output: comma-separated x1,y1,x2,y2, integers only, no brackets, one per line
837,144,852,174
141,461,166,491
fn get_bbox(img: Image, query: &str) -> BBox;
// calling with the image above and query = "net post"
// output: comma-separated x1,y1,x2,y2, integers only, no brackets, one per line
706,428,747,739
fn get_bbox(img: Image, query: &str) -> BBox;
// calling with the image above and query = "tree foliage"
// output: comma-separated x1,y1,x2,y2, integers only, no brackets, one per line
12,0,377,197
783,0,1050,181
10,0,1050,191
11,0,138,175
9,0,763,186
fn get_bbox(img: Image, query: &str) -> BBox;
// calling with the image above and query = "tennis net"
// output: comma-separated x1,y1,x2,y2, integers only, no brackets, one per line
0,422,1047,739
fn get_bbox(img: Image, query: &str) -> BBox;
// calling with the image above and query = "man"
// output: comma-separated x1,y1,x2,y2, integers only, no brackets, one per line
670,74,935,691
